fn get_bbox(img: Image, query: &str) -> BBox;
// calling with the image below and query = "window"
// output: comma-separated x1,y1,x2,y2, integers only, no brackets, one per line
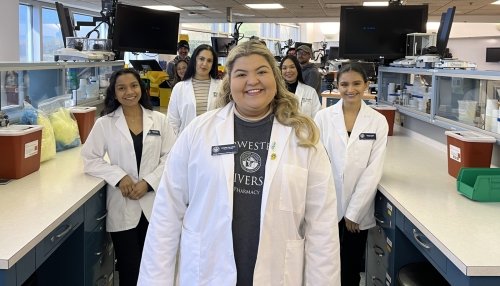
19,4,32,62
73,13,93,38
42,7,63,61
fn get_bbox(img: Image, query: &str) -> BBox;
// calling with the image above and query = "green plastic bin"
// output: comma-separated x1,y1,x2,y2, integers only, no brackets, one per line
457,168,500,202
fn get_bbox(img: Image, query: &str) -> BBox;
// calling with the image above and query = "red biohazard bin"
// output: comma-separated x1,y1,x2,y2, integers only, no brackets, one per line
70,107,96,144
372,105,397,136
445,131,496,178
0,125,43,179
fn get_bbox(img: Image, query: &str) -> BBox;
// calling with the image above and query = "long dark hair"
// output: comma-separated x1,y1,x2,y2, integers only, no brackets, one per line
183,44,218,80
279,55,304,84
103,68,153,115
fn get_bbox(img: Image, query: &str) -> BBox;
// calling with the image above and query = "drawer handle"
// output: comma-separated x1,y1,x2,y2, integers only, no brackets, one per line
412,228,431,249
96,212,108,221
374,214,385,225
373,245,385,257
371,276,384,286
56,224,73,239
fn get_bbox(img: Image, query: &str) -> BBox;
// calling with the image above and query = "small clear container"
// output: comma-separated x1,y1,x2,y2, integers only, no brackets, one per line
87,39,112,51
66,37,88,51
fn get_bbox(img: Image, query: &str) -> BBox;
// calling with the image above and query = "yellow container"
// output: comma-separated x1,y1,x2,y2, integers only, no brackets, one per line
159,88,172,107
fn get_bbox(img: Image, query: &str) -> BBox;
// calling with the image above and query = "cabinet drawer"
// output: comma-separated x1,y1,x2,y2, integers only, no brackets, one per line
35,207,83,268
85,188,107,232
85,229,114,286
403,218,447,275
374,192,395,232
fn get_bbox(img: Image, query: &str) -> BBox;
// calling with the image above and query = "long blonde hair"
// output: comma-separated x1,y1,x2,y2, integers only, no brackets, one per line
217,40,319,147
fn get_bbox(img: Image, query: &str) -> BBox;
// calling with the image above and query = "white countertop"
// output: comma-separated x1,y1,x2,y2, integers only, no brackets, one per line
0,147,105,269
380,130,500,276
1,130,500,277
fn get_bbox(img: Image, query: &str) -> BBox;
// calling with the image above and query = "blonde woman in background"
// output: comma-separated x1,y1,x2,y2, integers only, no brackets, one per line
138,40,340,286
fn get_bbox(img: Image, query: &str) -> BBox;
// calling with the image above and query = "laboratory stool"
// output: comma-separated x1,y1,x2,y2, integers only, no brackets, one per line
397,262,449,286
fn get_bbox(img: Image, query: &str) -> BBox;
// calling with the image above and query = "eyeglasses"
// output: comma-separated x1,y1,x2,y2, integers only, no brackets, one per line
297,50,310,56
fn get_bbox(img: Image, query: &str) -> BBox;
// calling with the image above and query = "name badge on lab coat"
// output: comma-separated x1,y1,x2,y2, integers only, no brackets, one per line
212,144,238,156
148,130,161,136
359,133,376,140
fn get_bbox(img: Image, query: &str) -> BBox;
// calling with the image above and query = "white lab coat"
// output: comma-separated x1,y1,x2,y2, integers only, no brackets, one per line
167,77,221,134
314,100,388,230
138,102,340,286
296,81,322,118
81,106,176,232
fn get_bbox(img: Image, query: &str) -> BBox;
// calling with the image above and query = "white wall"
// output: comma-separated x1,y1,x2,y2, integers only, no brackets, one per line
0,0,19,60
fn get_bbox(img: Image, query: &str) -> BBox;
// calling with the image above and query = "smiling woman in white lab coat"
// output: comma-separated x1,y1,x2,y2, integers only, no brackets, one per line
138,40,340,286
81,68,176,286
280,55,322,118
315,63,388,286
167,44,221,134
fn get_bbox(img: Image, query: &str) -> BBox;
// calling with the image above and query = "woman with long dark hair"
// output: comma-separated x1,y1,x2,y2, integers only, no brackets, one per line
81,68,176,286
167,44,221,134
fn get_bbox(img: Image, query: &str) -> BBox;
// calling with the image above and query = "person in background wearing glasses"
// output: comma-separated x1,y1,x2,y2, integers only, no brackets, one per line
296,45,322,97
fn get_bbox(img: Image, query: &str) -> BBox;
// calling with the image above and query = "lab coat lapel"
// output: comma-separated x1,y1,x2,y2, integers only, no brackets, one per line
114,107,133,145
332,101,348,147
215,103,236,215
260,119,292,238
348,101,371,148
295,83,305,105
142,107,153,143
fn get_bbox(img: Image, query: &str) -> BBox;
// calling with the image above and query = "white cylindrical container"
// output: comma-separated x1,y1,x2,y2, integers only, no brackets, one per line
488,109,499,132
388,83,396,94
485,99,498,116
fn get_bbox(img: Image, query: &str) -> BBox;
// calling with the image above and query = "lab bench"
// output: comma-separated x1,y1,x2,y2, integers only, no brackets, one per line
367,130,500,285
0,147,113,286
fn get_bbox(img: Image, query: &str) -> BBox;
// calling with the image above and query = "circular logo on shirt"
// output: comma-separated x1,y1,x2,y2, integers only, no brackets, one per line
212,146,220,153
240,151,261,173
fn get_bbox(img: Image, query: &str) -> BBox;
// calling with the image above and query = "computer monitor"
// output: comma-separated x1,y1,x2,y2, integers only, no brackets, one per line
436,7,456,58
129,60,163,72
55,2,75,48
328,47,339,60
211,37,236,57
112,4,180,54
486,47,500,62
339,5,428,61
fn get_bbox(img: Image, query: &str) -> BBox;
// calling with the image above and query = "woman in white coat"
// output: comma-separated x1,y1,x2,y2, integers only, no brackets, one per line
314,63,388,286
138,40,340,286
280,55,322,118
81,68,176,286
167,44,221,134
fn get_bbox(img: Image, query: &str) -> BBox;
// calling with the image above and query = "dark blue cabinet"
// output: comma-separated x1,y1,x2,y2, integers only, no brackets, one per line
0,187,113,286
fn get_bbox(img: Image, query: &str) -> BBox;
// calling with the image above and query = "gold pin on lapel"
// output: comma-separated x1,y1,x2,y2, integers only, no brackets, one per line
271,141,277,160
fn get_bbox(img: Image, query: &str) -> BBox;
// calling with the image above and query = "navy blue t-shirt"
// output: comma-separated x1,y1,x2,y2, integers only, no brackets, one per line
232,113,273,286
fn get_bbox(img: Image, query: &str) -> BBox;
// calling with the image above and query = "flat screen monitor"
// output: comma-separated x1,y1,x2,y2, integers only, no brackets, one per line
486,47,500,62
339,5,428,61
211,37,236,57
436,7,455,58
129,60,163,71
55,2,75,47
112,4,179,54
328,47,339,60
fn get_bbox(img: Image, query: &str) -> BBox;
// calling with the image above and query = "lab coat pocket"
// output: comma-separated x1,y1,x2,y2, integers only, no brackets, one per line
354,140,374,168
283,239,305,286
279,165,308,213
179,226,200,285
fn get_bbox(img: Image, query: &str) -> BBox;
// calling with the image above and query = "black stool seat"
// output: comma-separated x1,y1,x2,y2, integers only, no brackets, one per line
397,262,449,286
